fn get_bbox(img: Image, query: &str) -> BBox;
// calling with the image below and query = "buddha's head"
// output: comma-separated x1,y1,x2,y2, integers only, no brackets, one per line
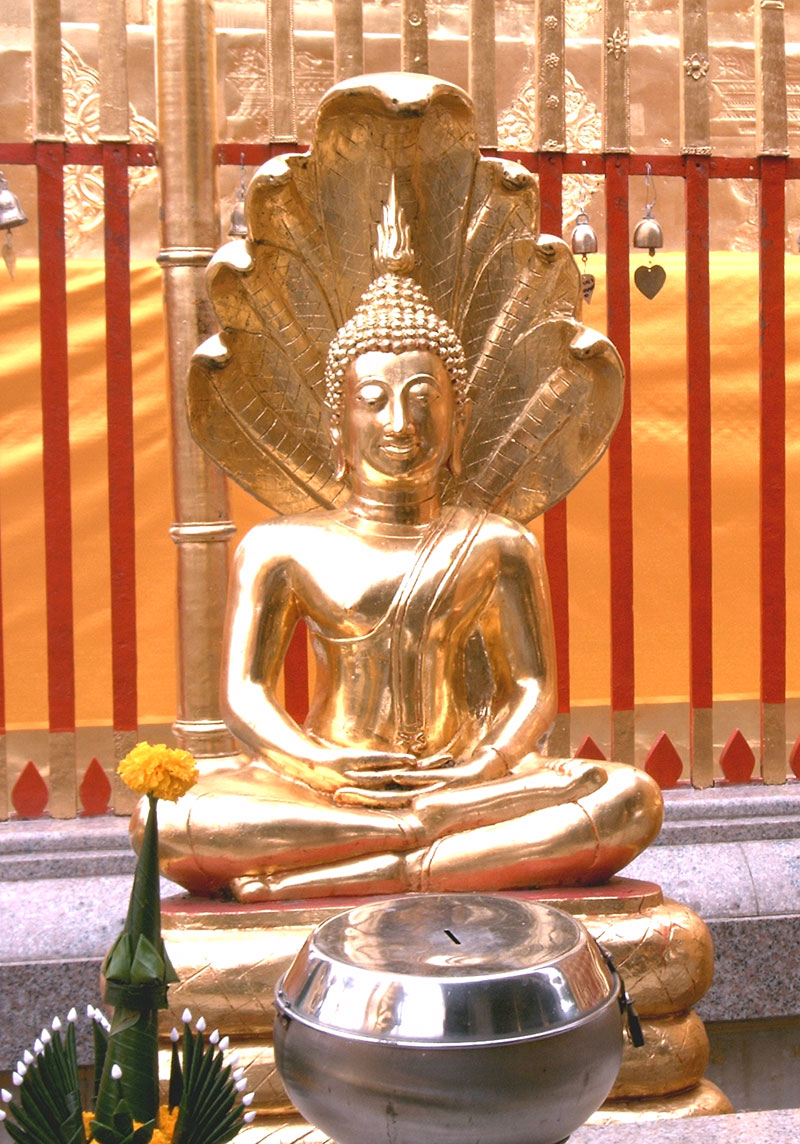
324,180,469,488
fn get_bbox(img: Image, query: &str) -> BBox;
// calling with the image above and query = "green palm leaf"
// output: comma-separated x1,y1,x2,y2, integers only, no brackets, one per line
170,1016,251,1144
1,1014,84,1144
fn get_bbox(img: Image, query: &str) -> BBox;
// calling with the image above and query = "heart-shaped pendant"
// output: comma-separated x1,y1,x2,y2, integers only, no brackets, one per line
581,272,596,303
634,264,666,299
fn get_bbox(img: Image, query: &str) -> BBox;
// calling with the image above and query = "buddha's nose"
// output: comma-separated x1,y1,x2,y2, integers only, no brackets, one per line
388,394,412,436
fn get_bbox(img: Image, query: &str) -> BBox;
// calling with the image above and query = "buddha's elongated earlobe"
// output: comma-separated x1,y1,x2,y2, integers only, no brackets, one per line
447,437,462,478
447,402,470,478
331,426,348,482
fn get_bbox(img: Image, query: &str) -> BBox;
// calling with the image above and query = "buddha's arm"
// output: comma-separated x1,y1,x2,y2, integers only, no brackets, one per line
472,524,558,765
223,526,414,792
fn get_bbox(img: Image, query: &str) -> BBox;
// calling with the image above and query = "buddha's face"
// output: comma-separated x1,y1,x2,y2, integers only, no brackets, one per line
334,349,456,488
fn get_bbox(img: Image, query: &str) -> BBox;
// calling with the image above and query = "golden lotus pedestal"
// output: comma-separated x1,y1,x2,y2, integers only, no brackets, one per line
159,879,732,1138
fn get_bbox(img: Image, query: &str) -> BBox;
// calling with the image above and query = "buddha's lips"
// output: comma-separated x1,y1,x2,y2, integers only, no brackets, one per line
380,438,418,457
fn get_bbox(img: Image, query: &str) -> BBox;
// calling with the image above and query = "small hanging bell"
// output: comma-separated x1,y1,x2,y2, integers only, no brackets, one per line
0,170,28,279
228,197,247,238
571,210,598,304
228,154,248,238
633,164,666,299
632,215,663,259
0,172,27,231
571,211,598,257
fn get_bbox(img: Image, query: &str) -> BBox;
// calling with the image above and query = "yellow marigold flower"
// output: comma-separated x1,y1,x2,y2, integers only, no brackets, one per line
151,1105,180,1143
117,742,198,802
86,1106,179,1142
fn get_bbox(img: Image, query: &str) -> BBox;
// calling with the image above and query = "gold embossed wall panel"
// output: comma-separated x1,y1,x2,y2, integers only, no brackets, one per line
3,2,800,257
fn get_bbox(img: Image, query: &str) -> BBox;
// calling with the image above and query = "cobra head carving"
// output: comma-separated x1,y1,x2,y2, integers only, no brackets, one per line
188,72,623,522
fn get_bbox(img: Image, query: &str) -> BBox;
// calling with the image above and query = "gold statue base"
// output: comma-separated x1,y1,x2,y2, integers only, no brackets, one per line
160,878,732,1128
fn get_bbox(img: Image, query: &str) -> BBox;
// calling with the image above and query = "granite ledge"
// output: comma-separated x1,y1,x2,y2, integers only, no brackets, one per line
650,780,800,846
571,1108,800,1142
233,1109,800,1144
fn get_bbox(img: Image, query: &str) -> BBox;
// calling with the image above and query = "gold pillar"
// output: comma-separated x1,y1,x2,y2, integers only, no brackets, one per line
401,0,429,75
535,0,566,152
680,0,711,154
32,0,64,141
267,0,297,140
99,0,130,142
156,0,236,758
469,0,497,147
756,0,789,157
602,0,630,153
333,0,365,83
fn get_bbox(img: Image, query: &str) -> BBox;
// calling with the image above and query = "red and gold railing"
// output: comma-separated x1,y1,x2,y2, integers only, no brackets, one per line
0,0,796,817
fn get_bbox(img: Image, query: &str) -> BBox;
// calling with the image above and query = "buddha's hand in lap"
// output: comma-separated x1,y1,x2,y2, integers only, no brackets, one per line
380,746,509,787
332,747,510,809
275,747,418,796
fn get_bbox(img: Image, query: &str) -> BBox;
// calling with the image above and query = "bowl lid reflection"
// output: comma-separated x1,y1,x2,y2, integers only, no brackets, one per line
276,893,617,1045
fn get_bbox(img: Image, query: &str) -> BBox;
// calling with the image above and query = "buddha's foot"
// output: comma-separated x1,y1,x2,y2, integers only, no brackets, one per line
229,852,412,902
230,875,274,903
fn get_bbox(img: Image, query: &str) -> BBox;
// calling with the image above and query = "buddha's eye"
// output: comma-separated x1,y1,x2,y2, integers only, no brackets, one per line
356,383,386,408
407,379,438,404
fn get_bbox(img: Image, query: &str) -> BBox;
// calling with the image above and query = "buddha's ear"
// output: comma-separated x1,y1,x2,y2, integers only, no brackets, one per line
330,425,348,481
447,401,470,478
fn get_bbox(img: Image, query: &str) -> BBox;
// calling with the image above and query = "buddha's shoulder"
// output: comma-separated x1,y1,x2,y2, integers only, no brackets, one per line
462,507,540,548
233,510,334,563
238,507,335,536
233,505,539,559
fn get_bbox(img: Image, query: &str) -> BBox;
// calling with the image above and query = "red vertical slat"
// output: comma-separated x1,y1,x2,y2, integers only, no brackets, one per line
685,158,712,705
0,452,5,739
759,156,787,767
37,141,76,734
604,156,634,758
685,158,713,783
538,154,571,720
104,142,138,732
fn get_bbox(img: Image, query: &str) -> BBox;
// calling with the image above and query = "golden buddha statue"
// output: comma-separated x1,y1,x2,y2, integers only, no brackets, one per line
152,73,662,903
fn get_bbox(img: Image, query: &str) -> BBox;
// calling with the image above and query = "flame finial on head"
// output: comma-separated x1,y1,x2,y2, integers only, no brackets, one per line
374,176,415,275
323,175,468,427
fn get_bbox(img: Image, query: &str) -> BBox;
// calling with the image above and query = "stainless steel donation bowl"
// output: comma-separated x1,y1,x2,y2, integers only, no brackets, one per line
274,893,625,1144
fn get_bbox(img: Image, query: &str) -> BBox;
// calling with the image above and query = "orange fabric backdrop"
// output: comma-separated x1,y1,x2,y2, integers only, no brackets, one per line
1,253,799,728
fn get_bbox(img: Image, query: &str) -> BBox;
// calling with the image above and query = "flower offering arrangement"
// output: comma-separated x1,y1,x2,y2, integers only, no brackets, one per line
0,744,255,1144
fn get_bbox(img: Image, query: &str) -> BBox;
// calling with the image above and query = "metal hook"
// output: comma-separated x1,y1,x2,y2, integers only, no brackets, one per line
644,162,657,219
578,158,589,213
